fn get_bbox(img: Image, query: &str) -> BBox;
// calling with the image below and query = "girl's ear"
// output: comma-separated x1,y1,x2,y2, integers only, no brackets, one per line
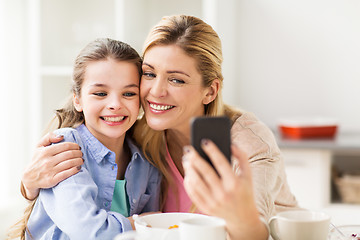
202,79,220,105
73,94,83,112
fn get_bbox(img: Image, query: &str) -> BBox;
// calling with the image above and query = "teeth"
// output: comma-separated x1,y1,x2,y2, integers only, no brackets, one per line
103,116,125,122
150,103,174,111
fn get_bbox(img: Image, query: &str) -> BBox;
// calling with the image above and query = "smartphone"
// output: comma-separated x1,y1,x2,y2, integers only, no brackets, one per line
190,116,231,169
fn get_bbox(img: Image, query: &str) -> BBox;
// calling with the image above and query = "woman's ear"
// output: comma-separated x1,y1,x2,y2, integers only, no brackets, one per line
202,79,220,105
73,94,83,112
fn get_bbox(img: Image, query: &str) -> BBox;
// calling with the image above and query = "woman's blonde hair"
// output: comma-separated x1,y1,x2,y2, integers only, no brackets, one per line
7,38,142,240
133,15,241,210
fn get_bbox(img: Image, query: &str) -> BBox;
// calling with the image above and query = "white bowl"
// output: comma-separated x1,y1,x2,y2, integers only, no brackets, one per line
134,212,207,240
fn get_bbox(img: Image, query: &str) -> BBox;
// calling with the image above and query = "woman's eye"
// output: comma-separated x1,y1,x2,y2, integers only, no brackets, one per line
142,72,156,78
93,92,107,97
123,92,137,97
169,78,185,84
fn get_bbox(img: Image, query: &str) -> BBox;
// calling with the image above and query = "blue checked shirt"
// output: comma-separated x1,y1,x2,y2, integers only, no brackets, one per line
26,124,161,240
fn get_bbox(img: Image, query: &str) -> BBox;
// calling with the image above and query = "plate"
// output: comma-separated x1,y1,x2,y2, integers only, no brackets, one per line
329,225,360,240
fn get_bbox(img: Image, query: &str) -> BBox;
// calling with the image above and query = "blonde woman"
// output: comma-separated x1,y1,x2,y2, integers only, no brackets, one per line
19,15,299,240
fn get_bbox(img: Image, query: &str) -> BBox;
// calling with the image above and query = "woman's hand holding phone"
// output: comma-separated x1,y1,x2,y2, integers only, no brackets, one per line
183,121,268,240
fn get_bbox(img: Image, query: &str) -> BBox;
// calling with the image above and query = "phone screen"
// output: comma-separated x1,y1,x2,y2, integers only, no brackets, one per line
190,116,231,168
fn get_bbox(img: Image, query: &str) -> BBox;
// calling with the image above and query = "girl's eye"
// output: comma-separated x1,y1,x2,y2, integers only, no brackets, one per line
123,92,137,97
142,72,156,79
169,78,185,84
93,92,107,97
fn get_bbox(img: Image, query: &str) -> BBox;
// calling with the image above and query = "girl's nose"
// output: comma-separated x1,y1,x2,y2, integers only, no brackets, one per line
108,95,123,111
149,77,167,98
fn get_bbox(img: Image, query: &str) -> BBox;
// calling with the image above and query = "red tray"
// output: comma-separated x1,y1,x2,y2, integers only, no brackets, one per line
279,125,338,139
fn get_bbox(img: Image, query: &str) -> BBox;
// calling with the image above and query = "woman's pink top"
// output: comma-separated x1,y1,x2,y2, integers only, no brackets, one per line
163,146,192,212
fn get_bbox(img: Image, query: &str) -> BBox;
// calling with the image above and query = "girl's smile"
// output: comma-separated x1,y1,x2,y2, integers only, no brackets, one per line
101,115,128,126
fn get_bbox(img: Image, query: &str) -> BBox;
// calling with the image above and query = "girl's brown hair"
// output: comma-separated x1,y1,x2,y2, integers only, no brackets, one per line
7,38,142,240
133,15,241,210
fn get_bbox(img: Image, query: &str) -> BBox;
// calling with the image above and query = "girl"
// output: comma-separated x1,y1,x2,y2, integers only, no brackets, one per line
9,38,161,240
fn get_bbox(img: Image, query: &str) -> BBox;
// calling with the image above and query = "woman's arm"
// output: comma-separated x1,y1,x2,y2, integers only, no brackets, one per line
183,140,268,240
21,132,83,200
28,128,133,239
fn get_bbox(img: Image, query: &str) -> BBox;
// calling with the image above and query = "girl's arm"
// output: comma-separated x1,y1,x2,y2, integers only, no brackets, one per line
182,141,268,240
21,132,83,200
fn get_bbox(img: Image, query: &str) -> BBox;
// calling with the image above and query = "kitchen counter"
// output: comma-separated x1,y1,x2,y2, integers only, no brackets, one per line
273,130,360,225
274,131,360,153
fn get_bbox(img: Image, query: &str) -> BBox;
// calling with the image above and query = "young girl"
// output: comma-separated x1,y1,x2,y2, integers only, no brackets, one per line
10,38,161,240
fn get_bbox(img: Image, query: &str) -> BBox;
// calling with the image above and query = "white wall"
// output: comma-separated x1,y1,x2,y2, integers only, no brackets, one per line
120,0,203,53
228,0,360,132
0,0,29,237
1,0,360,237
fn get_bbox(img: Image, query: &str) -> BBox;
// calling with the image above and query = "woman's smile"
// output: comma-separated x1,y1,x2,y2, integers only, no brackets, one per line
148,101,175,113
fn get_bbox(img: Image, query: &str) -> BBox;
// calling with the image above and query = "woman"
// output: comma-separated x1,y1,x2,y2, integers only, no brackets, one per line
20,15,299,239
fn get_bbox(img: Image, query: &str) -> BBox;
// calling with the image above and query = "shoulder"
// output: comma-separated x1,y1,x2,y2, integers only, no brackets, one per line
53,127,82,145
232,112,273,136
231,112,280,161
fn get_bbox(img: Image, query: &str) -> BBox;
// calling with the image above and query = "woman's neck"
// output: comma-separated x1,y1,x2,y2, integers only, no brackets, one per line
166,129,190,177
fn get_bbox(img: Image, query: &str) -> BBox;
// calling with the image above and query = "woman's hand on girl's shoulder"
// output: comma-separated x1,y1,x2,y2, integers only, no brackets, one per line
21,132,84,200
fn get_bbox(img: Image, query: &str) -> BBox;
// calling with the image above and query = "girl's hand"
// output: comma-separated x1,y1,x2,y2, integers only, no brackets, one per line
182,140,268,240
21,132,83,200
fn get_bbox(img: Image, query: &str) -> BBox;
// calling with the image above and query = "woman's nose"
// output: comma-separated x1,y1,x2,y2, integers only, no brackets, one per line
149,77,167,98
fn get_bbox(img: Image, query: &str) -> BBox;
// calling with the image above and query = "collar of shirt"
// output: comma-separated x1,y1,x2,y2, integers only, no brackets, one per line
75,124,147,166
76,124,115,164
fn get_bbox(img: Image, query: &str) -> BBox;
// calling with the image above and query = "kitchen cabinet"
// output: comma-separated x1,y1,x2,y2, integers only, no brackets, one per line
276,132,360,225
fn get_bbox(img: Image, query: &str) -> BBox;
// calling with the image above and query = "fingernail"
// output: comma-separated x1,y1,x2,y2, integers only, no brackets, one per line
56,134,64,138
183,146,191,154
201,139,209,146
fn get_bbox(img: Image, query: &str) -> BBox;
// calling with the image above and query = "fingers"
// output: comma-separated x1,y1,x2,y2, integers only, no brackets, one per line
231,144,251,179
183,160,212,213
52,146,83,166
183,146,223,194
54,157,83,172
200,140,234,182
39,142,81,161
42,144,84,186
53,166,82,185
37,132,64,147
183,156,212,197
